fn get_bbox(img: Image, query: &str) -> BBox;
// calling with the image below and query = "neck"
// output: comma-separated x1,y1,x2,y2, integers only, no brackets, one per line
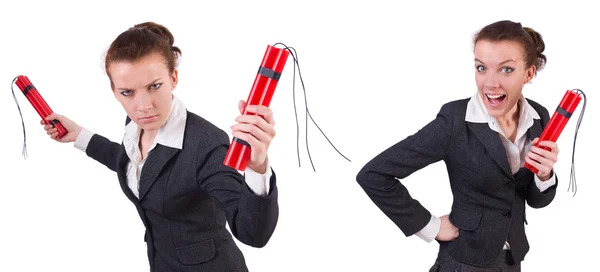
141,129,158,143
497,99,520,126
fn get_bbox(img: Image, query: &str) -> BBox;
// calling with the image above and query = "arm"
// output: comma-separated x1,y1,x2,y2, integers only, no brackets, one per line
526,103,558,208
41,113,122,172
74,127,122,172
527,170,558,208
196,130,278,248
242,158,272,195
356,103,453,237
415,215,441,242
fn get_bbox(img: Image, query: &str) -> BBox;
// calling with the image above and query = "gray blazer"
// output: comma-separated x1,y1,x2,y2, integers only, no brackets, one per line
356,98,557,267
84,111,279,272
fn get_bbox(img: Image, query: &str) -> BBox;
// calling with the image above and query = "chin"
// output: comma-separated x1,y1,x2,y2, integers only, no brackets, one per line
483,102,502,113
135,118,162,131
140,123,161,131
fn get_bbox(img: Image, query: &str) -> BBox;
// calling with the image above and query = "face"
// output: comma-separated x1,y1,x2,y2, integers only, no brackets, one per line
109,53,178,132
474,40,535,120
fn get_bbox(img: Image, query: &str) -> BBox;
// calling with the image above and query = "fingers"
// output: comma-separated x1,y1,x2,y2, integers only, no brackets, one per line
436,214,459,241
40,119,54,126
525,155,552,176
231,123,274,144
231,103,276,159
238,100,246,115
530,137,559,155
527,149,557,165
529,140,559,173
46,127,58,135
44,113,60,122
235,113,275,134
537,140,559,155
232,130,264,153
246,105,275,125
42,120,56,133
530,146,558,162
233,105,276,142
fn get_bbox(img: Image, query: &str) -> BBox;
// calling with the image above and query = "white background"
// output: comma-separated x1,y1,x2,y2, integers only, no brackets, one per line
1,0,598,271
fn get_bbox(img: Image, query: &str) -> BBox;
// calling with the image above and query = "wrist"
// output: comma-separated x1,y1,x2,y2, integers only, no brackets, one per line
248,158,267,174
537,172,551,181
75,126,83,138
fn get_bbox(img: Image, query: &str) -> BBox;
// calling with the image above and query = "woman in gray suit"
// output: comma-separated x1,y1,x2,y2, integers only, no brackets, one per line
356,20,559,271
42,22,279,272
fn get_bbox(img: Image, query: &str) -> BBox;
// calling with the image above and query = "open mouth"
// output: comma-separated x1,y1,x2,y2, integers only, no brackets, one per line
485,93,506,107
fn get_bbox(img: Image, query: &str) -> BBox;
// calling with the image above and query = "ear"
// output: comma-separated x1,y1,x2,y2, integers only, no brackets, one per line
524,65,536,84
171,69,179,90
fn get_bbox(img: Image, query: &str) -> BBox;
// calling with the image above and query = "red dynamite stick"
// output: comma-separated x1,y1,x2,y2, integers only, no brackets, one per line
223,45,290,171
525,90,582,173
14,75,68,139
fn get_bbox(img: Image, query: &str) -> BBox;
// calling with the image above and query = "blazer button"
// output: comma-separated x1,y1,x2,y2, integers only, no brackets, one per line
503,211,511,217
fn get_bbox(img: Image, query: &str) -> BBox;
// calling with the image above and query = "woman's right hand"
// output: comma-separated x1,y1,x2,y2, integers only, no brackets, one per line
40,113,82,143
435,214,460,241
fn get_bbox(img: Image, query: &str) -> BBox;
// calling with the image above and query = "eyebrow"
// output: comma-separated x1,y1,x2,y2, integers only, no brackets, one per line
117,78,163,91
474,58,516,65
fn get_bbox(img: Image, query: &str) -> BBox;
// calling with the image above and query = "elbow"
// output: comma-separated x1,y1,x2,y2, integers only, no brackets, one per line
526,193,556,209
242,209,279,248
527,197,554,209
526,200,547,209
356,164,373,186
242,227,276,248
250,236,271,248
234,228,275,249
526,180,557,209
527,202,551,209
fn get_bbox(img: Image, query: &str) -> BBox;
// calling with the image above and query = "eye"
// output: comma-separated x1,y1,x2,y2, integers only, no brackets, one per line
150,83,162,89
501,67,514,73
120,90,132,97
476,65,485,72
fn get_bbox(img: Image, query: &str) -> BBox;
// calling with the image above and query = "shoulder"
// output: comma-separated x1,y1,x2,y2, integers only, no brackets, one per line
183,111,231,147
525,97,551,118
440,98,470,113
436,98,470,122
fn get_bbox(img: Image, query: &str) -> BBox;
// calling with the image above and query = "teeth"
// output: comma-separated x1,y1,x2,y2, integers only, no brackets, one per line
486,94,505,99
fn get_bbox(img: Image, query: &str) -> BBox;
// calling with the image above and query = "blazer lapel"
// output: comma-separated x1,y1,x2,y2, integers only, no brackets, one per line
467,122,513,179
526,118,543,142
138,144,179,201
116,146,139,203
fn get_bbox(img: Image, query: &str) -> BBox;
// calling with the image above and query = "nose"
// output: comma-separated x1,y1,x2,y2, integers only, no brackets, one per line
483,73,500,89
136,92,153,112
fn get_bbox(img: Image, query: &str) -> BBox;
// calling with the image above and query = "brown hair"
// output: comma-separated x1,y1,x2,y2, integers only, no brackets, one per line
104,22,182,85
473,20,546,75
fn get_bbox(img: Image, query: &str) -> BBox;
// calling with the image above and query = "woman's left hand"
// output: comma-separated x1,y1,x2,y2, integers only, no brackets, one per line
525,137,559,181
230,100,276,174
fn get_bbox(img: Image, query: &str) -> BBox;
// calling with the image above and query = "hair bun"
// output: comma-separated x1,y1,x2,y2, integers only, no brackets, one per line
133,22,175,46
523,27,545,53
106,21,182,81
522,27,547,71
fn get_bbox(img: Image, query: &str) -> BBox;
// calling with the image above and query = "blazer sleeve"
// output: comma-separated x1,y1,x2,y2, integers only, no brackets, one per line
80,131,123,173
526,170,557,208
525,103,558,208
76,117,130,172
195,130,278,248
356,103,454,237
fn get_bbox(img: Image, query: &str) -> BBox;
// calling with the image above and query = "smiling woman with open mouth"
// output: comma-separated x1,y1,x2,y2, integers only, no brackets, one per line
356,20,561,272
